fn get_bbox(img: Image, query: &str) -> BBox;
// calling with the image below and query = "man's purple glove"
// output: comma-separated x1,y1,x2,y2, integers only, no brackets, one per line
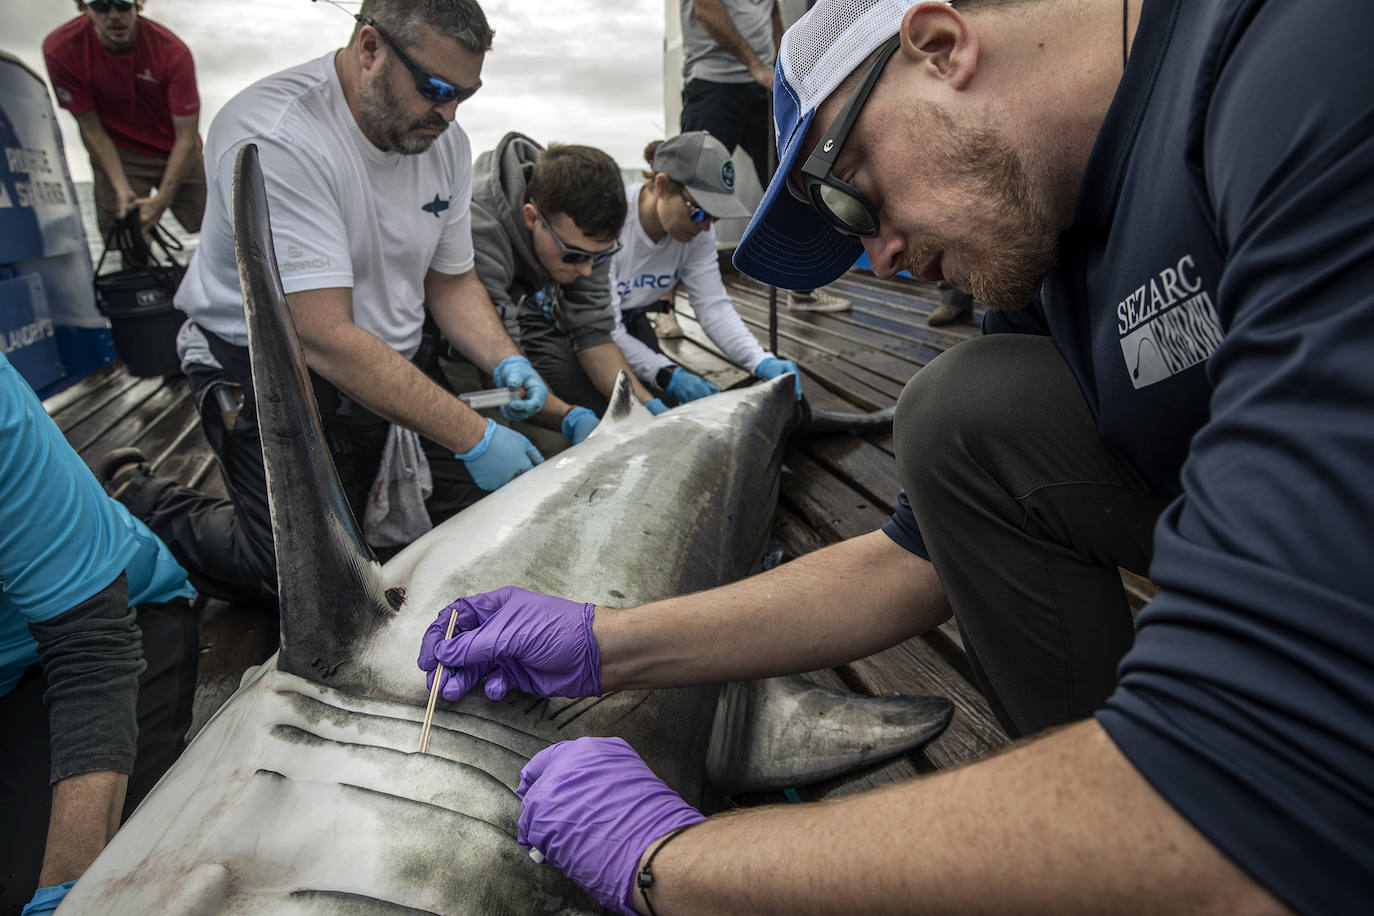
417,586,602,701
518,737,706,916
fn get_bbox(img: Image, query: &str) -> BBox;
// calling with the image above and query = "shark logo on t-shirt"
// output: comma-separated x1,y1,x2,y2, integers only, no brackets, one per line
422,195,449,218
136,68,158,84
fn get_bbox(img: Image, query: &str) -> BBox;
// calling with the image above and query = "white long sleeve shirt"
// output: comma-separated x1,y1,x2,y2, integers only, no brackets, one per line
609,183,772,383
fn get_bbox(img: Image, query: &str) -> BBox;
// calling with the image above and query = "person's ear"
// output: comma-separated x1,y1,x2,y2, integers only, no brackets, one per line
356,25,385,75
522,202,538,232
652,172,670,198
901,1,979,90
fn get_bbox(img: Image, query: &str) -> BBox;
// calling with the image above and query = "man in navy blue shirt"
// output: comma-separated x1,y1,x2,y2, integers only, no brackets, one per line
413,1,1372,912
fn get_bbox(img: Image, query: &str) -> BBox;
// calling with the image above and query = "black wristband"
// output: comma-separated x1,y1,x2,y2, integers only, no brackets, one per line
655,365,678,390
636,821,701,916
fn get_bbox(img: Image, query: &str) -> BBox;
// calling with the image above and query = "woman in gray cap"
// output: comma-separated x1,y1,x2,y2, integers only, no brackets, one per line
608,131,801,405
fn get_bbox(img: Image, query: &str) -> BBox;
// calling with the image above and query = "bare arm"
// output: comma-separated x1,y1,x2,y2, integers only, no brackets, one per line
286,285,489,454
596,530,948,689
575,341,658,405
693,0,774,87
73,110,135,220
635,719,1289,915
35,770,127,888
135,113,200,232
424,267,523,374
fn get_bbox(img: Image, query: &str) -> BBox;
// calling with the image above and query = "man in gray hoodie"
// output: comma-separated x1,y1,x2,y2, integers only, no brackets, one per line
468,133,665,448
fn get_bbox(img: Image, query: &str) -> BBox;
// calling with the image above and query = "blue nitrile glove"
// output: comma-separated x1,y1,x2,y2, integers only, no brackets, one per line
456,418,543,491
644,398,669,416
417,586,601,701
755,356,802,400
492,354,549,423
665,366,719,403
518,737,706,916
22,881,76,916
561,406,599,444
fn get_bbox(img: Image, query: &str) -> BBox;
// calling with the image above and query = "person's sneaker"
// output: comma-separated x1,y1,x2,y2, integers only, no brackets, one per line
652,309,685,338
787,289,851,312
928,291,975,327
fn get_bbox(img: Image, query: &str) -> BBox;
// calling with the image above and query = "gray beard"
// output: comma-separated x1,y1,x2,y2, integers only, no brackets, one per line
358,65,445,155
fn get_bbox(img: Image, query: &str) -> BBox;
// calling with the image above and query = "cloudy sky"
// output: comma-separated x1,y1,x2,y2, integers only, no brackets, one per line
3,0,670,183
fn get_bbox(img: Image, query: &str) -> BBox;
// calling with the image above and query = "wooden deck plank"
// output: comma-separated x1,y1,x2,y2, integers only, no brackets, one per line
800,433,903,516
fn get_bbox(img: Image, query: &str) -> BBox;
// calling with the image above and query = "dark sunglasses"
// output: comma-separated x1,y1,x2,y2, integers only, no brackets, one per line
87,1,134,12
680,189,714,224
797,34,902,238
534,206,621,265
356,15,481,104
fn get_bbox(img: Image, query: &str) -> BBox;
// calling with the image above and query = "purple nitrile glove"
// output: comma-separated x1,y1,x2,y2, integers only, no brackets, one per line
518,737,706,916
417,586,602,702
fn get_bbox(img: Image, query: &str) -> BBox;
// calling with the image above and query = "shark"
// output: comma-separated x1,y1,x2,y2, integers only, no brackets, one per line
58,145,953,914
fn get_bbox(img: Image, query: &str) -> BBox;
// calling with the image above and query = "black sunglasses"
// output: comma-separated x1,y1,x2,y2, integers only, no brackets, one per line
356,15,480,104
87,1,134,12
798,34,902,238
534,206,621,265
680,189,714,224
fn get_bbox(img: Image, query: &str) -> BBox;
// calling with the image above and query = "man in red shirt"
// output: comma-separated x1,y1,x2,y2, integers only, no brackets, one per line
43,1,206,238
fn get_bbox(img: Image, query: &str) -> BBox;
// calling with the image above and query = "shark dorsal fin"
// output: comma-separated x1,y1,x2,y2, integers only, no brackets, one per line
595,370,653,433
231,143,392,687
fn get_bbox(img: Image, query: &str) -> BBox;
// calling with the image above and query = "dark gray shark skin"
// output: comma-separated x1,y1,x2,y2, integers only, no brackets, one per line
58,145,952,914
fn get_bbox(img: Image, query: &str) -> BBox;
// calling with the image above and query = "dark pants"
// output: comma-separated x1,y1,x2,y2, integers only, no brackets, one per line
522,307,668,416
0,599,197,914
894,334,1170,738
120,331,483,607
681,78,772,188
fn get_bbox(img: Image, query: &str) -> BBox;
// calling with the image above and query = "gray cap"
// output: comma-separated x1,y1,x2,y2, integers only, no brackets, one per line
651,131,753,219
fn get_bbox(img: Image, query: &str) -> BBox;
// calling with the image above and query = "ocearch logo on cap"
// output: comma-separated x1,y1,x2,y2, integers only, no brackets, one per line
721,159,736,191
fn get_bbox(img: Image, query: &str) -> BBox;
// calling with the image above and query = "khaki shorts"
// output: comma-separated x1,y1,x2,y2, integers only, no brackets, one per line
91,144,207,240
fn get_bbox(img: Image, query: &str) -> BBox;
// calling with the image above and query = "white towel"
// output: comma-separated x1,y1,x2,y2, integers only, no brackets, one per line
363,424,434,548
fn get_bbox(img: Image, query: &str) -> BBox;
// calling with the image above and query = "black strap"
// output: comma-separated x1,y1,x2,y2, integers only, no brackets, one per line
636,822,701,916
95,211,184,277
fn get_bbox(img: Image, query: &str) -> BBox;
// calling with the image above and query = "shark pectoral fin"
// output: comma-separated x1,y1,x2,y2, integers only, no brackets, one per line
705,674,955,796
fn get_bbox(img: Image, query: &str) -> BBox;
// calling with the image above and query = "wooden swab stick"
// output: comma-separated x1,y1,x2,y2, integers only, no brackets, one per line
418,606,459,754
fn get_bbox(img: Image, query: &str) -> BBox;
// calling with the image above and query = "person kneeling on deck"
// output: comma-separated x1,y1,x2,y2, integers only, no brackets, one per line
1,352,197,916
465,133,660,453
416,1,1374,913
105,0,547,607
610,131,801,406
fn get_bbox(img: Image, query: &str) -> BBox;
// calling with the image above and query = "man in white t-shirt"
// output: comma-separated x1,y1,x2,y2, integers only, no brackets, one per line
102,0,547,607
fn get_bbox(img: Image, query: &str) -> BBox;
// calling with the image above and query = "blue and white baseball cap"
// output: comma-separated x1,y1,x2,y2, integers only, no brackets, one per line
734,0,931,290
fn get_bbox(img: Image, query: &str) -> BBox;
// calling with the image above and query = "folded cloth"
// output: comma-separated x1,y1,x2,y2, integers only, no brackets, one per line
364,424,434,547
175,319,223,372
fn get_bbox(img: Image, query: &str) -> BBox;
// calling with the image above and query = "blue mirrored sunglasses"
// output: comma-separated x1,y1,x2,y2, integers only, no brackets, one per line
357,15,481,104
680,189,714,224
534,207,621,265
